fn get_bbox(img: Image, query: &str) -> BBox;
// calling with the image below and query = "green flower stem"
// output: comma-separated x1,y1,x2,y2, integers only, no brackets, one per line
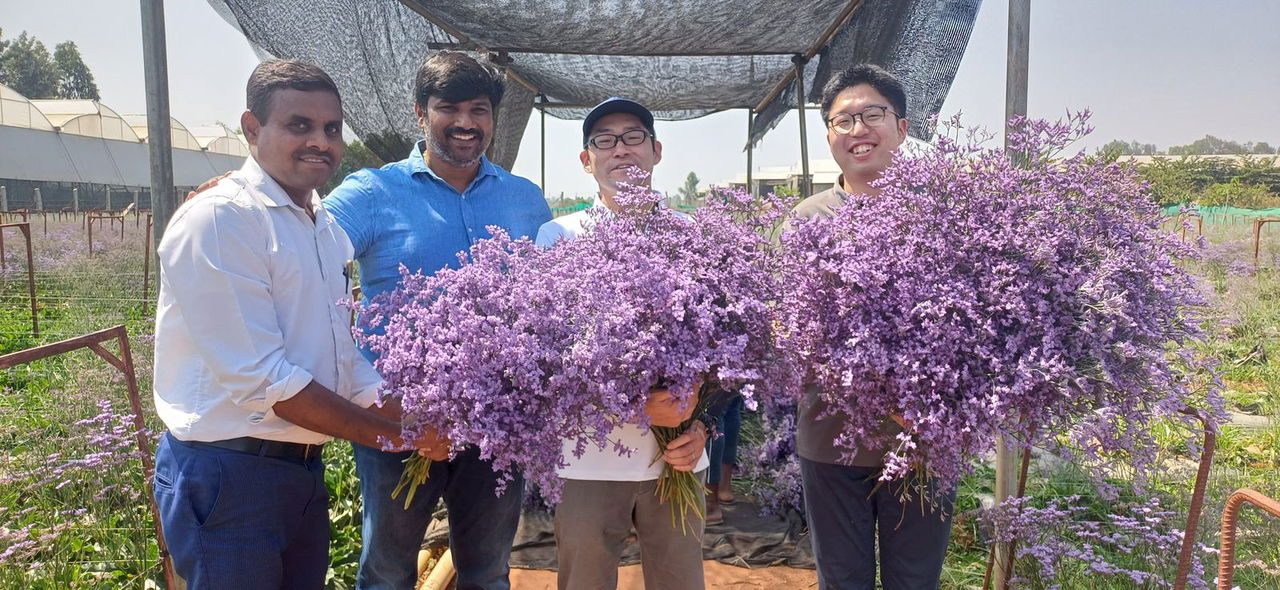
650,422,706,535
391,453,433,510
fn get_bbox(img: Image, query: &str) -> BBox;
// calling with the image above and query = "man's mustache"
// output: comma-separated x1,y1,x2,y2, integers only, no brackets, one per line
445,127,485,140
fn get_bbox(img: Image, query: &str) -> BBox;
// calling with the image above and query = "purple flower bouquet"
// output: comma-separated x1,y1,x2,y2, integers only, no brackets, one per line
777,112,1220,495
357,174,795,518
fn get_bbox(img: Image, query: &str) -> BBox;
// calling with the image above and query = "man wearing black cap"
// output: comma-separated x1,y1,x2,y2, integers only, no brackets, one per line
535,98,712,590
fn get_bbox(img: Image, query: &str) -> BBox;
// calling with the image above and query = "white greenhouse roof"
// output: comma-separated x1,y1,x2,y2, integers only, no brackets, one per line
0,86,249,188
123,114,203,151
30,99,141,142
189,124,251,157
0,84,56,131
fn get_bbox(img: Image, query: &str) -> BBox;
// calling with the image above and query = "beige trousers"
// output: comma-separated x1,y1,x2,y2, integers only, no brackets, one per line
554,474,707,590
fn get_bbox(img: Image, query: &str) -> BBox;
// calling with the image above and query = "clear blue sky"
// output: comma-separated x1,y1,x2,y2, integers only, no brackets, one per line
2,0,1277,199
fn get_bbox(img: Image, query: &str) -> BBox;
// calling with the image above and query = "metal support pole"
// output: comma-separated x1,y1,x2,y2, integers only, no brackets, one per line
1,186,7,211
746,110,754,196
994,1,1030,588
33,187,43,211
141,0,176,246
539,95,547,193
72,187,80,213
105,188,113,211
793,55,811,197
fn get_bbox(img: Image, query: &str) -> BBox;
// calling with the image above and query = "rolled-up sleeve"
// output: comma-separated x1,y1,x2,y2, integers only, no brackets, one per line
350,355,384,409
158,197,312,422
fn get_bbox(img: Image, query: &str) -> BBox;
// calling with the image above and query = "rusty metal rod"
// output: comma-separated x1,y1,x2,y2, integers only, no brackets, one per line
1217,488,1280,589
1173,407,1217,590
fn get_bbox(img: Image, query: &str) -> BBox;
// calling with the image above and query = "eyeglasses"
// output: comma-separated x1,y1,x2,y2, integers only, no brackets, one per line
586,129,654,150
826,106,900,135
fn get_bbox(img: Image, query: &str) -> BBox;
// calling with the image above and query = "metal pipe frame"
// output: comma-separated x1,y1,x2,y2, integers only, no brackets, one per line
1217,488,1280,589
0,222,38,336
0,326,172,587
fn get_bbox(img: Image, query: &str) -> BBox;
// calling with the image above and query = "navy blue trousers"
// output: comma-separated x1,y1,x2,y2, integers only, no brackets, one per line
153,432,330,590
801,458,954,590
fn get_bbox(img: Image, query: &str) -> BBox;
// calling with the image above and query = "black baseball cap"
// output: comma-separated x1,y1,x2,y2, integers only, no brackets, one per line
582,97,656,147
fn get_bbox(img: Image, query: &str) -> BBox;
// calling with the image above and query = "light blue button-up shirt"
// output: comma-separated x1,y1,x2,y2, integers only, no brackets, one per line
323,142,552,362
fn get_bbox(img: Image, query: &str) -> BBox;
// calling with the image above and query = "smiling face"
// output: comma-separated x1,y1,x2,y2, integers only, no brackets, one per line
826,83,908,189
418,95,494,169
241,88,343,205
580,112,662,198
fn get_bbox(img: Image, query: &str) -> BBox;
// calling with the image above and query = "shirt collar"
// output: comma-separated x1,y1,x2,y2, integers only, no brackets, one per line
237,156,322,212
409,140,499,184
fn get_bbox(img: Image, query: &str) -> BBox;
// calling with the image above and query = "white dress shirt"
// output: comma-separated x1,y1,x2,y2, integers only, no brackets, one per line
535,198,708,480
153,157,382,445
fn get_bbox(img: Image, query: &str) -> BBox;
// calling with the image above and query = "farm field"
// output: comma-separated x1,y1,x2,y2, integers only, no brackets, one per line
0,214,1276,589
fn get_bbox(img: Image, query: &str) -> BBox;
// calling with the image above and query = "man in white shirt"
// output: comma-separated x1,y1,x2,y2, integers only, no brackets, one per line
151,59,444,590
535,98,711,590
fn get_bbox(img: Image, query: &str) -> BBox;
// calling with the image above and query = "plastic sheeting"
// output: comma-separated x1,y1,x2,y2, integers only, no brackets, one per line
210,0,979,166
0,125,245,188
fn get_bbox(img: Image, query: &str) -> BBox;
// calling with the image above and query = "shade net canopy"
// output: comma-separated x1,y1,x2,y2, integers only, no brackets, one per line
210,0,980,168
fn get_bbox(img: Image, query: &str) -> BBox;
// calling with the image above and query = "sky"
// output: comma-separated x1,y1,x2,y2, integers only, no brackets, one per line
2,0,1278,199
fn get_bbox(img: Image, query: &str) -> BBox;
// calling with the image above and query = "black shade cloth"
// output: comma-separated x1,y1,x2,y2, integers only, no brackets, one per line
210,0,980,166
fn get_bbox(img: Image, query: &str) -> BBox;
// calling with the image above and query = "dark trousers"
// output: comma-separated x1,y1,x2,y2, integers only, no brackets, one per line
352,443,523,590
706,394,743,484
800,458,954,590
153,432,330,590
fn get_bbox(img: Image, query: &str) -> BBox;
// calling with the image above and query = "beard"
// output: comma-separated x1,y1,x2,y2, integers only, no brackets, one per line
425,126,489,168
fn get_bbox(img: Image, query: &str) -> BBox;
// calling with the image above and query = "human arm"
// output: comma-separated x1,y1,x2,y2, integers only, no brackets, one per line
274,382,449,459
322,177,377,258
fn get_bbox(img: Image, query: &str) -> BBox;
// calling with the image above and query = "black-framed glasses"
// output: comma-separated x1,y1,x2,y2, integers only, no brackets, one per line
586,129,654,149
826,105,899,135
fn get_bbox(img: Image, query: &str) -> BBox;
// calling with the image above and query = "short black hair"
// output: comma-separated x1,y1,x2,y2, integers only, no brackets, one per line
819,64,907,121
246,59,341,123
414,51,506,109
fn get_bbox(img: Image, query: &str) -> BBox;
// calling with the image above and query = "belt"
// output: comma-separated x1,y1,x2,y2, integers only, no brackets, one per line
193,436,325,461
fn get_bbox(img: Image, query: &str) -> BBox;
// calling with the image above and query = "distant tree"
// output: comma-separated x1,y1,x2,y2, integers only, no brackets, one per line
53,41,99,100
1249,141,1276,155
1168,135,1248,155
677,171,701,203
321,140,385,195
1097,140,1159,162
1098,140,1129,159
0,32,59,98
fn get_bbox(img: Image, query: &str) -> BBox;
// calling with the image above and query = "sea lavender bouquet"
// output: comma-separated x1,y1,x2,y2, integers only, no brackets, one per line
777,112,1221,495
356,171,795,516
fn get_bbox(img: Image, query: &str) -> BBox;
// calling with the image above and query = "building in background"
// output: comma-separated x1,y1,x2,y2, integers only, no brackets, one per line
0,83,247,211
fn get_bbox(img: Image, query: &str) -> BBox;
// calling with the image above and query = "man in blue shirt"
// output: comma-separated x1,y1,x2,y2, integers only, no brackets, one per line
324,51,551,590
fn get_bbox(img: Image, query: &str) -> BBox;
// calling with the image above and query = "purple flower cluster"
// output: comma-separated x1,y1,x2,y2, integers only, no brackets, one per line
978,495,1212,589
737,400,805,517
357,175,795,503
0,399,148,500
777,112,1222,491
0,397,145,566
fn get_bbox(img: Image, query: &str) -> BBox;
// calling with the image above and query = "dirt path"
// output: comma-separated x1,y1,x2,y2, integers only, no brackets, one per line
508,560,818,589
